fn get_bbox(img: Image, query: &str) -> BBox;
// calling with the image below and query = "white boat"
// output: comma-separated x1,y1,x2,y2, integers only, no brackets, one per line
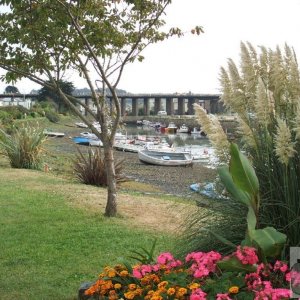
138,149,193,166
75,122,88,128
114,142,144,153
191,127,206,136
177,124,189,133
80,132,98,139
89,139,103,147
43,130,65,137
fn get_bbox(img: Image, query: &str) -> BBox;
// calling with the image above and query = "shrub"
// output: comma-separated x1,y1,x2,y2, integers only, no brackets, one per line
0,123,47,169
73,146,127,187
45,110,60,123
0,105,30,120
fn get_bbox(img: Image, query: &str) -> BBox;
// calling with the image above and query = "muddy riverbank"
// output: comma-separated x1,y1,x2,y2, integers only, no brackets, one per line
114,150,217,198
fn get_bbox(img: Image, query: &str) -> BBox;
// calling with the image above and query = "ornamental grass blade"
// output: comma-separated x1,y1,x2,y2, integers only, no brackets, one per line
229,143,259,196
202,228,237,249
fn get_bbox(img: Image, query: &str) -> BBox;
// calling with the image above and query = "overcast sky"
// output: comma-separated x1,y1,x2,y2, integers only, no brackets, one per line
1,0,300,94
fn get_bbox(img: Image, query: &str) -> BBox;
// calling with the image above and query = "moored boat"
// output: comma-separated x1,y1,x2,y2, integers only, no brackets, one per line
138,149,193,166
75,122,88,128
166,122,177,134
44,130,65,137
72,136,103,147
177,124,189,133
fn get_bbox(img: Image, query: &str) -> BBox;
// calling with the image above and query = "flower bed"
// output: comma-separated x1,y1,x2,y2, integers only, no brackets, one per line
83,246,292,300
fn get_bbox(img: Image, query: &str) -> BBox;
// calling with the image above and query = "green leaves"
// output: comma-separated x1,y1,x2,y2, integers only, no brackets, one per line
251,227,287,258
217,256,256,273
218,143,287,260
218,166,251,206
229,143,259,195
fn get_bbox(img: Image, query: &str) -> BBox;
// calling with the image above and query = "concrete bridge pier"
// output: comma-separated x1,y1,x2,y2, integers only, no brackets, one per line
154,97,161,114
178,97,185,115
132,98,138,116
143,98,150,116
121,98,126,116
166,97,174,115
187,99,195,115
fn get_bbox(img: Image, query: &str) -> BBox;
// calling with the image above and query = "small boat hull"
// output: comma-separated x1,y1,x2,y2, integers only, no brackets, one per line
44,131,65,138
138,150,193,166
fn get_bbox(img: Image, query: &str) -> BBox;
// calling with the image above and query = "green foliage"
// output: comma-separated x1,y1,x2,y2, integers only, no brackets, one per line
45,110,60,123
37,80,75,113
4,85,19,94
128,239,157,264
0,105,30,121
176,200,247,257
0,123,47,169
73,146,127,187
218,143,286,262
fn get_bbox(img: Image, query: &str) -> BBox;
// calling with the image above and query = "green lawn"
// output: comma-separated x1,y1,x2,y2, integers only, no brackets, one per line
0,169,176,300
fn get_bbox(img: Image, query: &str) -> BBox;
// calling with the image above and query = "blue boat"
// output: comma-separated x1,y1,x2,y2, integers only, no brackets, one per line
72,136,102,147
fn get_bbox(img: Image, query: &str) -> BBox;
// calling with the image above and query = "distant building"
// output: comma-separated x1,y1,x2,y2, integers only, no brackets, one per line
0,95,35,109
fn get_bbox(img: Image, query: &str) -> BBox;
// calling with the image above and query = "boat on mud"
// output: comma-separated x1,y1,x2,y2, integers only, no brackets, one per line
138,149,193,166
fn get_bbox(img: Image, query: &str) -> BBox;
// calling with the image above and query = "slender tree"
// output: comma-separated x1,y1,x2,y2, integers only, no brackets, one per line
0,0,202,217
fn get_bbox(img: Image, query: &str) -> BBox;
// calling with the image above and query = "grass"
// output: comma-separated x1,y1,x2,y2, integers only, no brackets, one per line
0,167,182,300
0,115,212,299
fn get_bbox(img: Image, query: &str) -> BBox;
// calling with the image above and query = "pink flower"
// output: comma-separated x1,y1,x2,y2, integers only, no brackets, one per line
156,252,183,269
274,260,288,273
186,251,222,279
235,246,259,265
157,252,174,265
132,268,142,279
216,293,232,300
190,288,207,300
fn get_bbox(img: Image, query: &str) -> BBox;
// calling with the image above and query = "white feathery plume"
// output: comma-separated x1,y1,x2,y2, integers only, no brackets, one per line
254,78,272,126
274,118,296,165
292,105,300,141
194,104,230,163
237,117,257,150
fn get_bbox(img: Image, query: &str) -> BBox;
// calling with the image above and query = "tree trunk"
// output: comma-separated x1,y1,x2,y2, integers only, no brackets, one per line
103,144,118,217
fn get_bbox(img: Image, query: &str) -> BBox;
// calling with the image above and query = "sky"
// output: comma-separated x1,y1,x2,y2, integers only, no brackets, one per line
1,0,300,94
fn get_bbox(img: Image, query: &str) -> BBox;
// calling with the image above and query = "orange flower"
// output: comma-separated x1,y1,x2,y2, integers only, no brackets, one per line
176,287,188,297
189,283,200,290
107,270,116,278
128,283,137,290
135,287,143,296
157,281,168,291
114,283,122,289
228,286,239,294
109,290,118,300
124,291,136,299
120,270,129,277
167,287,176,295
